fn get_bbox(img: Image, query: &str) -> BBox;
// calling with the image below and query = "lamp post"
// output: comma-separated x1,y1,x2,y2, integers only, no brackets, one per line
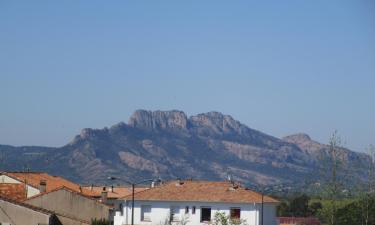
108,176,161,225
261,192,264,225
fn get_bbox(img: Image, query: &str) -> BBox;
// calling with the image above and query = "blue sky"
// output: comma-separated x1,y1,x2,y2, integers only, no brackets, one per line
0,1,374,152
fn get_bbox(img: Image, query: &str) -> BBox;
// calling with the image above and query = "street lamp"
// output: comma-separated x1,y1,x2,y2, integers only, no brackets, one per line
108,176,161,225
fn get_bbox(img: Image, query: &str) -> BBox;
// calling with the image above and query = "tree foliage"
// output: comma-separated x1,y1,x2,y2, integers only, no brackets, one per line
213,211,248,225
336,196,375,225
277,194,321,217
91,218,110,225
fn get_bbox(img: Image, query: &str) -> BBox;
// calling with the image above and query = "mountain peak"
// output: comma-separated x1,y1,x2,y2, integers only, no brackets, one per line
283,133,312,143
128,109,188,130
189,111,246,136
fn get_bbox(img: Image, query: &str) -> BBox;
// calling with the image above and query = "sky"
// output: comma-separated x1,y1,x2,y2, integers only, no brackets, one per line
0,1,374,152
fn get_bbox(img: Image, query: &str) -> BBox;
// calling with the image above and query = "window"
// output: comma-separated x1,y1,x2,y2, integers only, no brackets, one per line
230,208,241,220
200,207,211,222
170,206,180,222
141,205,151,221
185,206,189,214
192,206,196,214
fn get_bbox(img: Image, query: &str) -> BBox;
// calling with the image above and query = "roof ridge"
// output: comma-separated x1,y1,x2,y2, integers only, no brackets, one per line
121,180,279,203
25,186,112,208
0,195,54,215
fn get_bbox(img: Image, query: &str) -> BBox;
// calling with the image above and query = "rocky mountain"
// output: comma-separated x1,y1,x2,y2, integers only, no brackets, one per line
0,110,370,187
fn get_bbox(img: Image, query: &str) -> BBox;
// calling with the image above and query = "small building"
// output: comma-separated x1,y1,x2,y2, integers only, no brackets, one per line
114,180,279,225
25,187,111,223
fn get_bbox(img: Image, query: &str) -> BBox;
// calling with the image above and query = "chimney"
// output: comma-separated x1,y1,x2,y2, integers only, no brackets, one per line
101,187,108,203
151,181,155,188
176,178,184,186
109,185,114,193
39,180,47,193
90,184,94,191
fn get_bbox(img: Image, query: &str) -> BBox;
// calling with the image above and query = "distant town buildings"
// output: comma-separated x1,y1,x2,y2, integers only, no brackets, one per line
0,172,283,225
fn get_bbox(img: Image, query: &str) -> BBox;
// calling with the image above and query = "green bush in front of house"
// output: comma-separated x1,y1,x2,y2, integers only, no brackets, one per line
91,218,110,225
213,211,248,225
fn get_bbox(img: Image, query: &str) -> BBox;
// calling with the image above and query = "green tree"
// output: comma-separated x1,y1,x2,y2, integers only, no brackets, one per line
277,200,290,216
289,194,310,217
354,144,375,225
213,211,248,225
319,131,347,225
91,218,110,225
336,196,375,225
309,202,322,216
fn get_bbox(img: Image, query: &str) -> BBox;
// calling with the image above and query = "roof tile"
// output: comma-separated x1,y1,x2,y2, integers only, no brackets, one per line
123,180,279,203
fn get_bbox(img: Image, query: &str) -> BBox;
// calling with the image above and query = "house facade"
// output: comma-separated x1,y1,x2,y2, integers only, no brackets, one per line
114,180,279,225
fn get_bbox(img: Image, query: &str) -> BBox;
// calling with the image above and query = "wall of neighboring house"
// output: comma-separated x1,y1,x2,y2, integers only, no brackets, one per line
26,185,40,198
25,188,110,223
0,174,41,198
56,215,90,225
0,199,51,225
115,201,278,225
0,175,20,184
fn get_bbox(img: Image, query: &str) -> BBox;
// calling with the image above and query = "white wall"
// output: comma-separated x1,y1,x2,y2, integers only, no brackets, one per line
0,175,21,184
114,201,278,225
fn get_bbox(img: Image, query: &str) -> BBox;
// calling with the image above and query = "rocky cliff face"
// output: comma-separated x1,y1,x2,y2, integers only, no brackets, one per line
128,110,188,130
0,110,370,187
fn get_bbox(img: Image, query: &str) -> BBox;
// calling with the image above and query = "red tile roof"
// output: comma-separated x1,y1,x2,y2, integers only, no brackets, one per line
122,180,279,204
0,183,27,201
82,186,148,199
3,172,81,193
278,217,322,225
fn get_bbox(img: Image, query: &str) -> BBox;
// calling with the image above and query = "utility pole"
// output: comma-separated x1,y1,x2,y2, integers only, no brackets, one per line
108,176,161,225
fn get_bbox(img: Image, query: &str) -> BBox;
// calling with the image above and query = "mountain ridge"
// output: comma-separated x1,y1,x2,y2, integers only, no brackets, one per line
0,109,370,188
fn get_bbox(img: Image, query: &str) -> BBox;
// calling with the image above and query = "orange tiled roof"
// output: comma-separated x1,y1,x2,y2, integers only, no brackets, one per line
4,172,81,193
123,180,279,204
82,186,148,199
0,183,27,201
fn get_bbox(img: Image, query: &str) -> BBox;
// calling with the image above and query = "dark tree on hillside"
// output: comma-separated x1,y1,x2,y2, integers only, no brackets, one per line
309,202,322,216
277,194,322,217
277,201,290,216
289,194,311,217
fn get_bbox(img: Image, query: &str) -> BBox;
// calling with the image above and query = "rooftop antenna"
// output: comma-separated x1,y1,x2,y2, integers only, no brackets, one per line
226,168,233,183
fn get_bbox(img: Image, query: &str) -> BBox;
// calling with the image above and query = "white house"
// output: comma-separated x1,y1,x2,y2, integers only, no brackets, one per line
114,180,279,225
